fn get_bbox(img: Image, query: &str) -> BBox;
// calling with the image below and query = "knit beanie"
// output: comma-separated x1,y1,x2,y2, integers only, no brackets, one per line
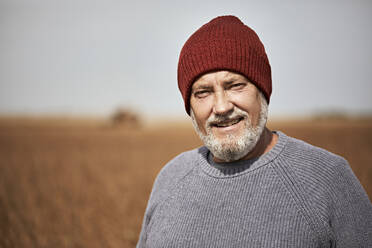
177,15,272,115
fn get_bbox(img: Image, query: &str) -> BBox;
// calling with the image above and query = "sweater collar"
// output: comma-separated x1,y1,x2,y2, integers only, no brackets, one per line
198,131,288,178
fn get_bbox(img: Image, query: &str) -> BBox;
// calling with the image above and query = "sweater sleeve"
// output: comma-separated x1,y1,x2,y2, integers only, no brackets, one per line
328,158,372,247
136,150,198,247
136,208,149,248
275,136,372,247
136,161,175,247
136,165,171,248
136,161,173,247
136,176,158,247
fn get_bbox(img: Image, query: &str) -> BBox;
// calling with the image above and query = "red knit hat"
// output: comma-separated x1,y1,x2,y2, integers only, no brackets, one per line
177,15,272,115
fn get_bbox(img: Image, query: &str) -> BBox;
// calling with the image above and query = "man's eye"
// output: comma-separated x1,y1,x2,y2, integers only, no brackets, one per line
229,83,246,90
194,90,210,98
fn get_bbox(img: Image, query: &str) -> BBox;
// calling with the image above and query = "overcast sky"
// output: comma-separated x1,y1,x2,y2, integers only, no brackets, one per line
0,0,371,119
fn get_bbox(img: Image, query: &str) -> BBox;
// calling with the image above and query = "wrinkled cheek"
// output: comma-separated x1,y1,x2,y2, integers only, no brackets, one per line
200,123,209,136
194,117,207,135
248,110,260,127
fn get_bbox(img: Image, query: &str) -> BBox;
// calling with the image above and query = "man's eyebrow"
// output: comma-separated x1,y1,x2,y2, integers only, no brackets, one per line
192,85,213,92
224,76,251,85
222,77,241,85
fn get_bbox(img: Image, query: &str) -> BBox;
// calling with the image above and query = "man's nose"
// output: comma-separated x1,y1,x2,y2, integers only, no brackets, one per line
213,91,233,115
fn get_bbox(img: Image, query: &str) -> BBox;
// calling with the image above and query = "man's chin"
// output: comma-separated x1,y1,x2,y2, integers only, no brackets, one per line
206,139,247,162
217,140,240,150
211,131,241,143
211,147,248,163
206,130,263,162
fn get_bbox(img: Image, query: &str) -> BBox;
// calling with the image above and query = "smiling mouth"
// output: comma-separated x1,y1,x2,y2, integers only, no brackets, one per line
211,117,244,128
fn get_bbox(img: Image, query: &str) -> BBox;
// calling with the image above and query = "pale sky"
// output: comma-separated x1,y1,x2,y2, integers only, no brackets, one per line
0,0,371,119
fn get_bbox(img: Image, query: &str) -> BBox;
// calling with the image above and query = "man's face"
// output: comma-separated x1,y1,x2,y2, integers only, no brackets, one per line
190,70,268,162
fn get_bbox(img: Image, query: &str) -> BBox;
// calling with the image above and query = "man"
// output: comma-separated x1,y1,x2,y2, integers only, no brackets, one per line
137,16,372,247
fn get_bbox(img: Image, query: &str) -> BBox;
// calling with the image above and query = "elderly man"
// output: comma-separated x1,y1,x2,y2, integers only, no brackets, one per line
137,16,372,247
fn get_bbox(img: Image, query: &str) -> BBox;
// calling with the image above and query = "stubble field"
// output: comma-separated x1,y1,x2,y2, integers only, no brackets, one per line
0,117,371,248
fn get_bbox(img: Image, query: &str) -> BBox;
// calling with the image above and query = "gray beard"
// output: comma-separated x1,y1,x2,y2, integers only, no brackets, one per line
191,93,268,162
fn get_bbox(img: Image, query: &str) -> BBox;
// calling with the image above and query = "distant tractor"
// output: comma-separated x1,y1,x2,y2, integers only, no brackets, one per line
111,108,141,128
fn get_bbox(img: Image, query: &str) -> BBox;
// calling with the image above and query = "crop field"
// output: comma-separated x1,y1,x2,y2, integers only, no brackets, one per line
0,116,371,248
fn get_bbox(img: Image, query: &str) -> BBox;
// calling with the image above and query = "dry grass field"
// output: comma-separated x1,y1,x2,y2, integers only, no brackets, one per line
0,116,371,248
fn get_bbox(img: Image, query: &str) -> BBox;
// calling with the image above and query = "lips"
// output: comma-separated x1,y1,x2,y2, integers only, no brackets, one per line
211,117,244,128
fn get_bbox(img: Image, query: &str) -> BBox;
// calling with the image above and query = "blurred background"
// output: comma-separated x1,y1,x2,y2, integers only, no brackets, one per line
0,0,371,247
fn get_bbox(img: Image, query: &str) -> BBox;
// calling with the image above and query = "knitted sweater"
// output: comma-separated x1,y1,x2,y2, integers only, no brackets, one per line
137,131,372,247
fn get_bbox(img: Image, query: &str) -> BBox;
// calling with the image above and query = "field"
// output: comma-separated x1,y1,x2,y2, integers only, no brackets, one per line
0,116,371,248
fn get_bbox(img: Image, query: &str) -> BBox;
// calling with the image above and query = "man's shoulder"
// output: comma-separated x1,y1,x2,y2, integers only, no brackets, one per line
164,146,206,171
151,146,207,192
283,133,347,167
275,133,371,244
277,132,352,186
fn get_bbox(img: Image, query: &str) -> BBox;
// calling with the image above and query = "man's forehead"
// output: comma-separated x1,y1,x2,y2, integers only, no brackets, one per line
192,71,247,89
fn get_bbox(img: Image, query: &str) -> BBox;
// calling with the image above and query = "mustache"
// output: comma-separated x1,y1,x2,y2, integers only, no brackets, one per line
206,108,249,126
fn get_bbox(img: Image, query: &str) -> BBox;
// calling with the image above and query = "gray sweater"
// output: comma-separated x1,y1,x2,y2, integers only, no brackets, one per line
137,131,372,247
